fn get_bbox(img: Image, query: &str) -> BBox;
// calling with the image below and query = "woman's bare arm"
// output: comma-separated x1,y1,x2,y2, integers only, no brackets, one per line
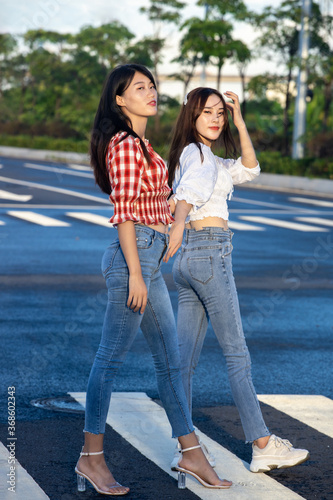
117,221,147,314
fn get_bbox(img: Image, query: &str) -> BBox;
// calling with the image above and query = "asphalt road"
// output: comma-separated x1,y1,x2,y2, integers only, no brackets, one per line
0,156,332,500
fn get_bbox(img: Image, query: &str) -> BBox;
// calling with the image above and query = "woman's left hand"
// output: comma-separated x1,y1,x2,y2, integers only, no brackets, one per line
163,221,184,263
223,91,245,129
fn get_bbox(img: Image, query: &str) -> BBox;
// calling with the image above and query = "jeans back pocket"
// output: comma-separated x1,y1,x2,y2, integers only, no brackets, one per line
187,256,213,284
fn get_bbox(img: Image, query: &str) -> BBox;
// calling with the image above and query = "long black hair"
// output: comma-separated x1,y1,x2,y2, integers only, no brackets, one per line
167,87,237,188
90,64,156,194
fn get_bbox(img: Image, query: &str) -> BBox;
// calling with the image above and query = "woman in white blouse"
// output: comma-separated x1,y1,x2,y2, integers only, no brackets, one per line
164,88,309,473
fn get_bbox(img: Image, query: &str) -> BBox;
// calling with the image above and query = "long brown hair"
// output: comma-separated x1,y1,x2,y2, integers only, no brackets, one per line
90,64,156,195
168,87,237,188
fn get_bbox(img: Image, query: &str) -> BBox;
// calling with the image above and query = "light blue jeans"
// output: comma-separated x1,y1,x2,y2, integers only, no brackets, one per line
173,227,270,442
84,225,194,438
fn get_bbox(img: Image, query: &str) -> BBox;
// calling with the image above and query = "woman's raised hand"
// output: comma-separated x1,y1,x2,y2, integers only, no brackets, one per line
223,91,245,129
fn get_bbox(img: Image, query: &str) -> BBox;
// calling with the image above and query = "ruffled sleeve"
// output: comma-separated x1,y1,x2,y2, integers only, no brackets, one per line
216,156,260,185
173,144,217,211
107,135,143,224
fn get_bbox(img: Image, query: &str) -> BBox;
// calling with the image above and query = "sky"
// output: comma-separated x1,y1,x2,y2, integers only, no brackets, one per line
1,0,286,76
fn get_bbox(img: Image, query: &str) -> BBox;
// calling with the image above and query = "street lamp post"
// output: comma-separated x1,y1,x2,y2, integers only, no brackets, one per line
292,0,312,159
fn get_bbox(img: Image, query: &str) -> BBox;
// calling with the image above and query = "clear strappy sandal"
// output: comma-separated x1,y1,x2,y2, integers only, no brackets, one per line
75,448,129,496
175,444,232,490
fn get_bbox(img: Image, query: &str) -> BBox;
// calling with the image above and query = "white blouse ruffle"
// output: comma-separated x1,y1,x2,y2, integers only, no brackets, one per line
173,143,260,221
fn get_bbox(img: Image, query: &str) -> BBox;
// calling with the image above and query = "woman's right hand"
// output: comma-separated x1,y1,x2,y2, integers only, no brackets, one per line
128,272,148,314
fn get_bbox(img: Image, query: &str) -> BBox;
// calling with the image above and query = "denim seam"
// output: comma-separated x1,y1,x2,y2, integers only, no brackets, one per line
221,255,268,441
102,245,120,276
97,289,130,434
145,298,192,437
187,307,207,413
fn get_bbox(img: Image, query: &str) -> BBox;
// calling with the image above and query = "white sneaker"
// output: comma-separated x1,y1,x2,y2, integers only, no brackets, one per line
250,434,309,473
170,440,216,470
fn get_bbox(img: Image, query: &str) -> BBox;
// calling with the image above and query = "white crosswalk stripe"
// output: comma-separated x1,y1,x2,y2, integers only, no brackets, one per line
0,443,49,500
0,190,32,202
228,220,265,231
288,197,333,208
2,393,332,499
294,217,333,228
1,210,333,232
257,395,333,438
24,163,93,179
71,392,306,500
240,216,329,232
7,211,70,227
67,163,91,171
66,212,112,227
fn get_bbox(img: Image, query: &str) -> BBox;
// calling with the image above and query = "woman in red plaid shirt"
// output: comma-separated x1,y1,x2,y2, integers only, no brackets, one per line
75,64,232,496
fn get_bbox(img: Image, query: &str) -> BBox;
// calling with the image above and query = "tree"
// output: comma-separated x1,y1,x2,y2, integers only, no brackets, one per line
74,22,134,69
0,34,18,97
253,0,327,155
178,0,251,91
140,0,185,91
230,40,251,117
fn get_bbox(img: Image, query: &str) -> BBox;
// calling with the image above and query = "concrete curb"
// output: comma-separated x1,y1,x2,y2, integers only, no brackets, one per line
0,145,89,165
1,145,332,198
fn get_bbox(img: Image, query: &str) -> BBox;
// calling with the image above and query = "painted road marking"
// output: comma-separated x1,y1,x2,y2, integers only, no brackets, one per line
66,212,112,227
232,196,313,212
295,217,333,228
257,395,333,438
228,220,265,231
67,163,91,171
0,442,49,500
0,189,32,202
288,197,333,208
71,392,305,500
0,176,109,204
24,163,93,179
240,216,329,232
7,211,70,227
0,205,111,209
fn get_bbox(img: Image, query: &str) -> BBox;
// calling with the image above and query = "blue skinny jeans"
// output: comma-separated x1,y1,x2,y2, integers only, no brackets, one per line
84,225,194,438
173,227,270,442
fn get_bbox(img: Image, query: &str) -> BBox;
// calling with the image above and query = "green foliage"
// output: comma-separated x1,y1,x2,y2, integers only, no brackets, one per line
0,134,88,153
257,151,333,179
0,1,332,175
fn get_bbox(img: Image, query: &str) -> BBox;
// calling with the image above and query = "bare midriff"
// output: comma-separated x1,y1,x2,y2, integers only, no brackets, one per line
137,222,169,234
185,217,229,231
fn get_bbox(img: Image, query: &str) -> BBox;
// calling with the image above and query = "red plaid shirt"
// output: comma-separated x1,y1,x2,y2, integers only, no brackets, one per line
107,132,174,226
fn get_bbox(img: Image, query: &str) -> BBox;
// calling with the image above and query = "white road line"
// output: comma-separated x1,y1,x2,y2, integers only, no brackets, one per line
66,212,112,227
67,163,91,171
228,220,265,231
240,216,329,232
71,392,305,500
8,211,70,227
0,175,109,204
0,205,112,209
0,189,32,202
232,196,313,212
288,197,333,208
24,163,93,178
257,395,333,439
295,217,333,228
0,443,49,500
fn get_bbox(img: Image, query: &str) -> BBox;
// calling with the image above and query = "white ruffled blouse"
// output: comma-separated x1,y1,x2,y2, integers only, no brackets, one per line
173,143,260,221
